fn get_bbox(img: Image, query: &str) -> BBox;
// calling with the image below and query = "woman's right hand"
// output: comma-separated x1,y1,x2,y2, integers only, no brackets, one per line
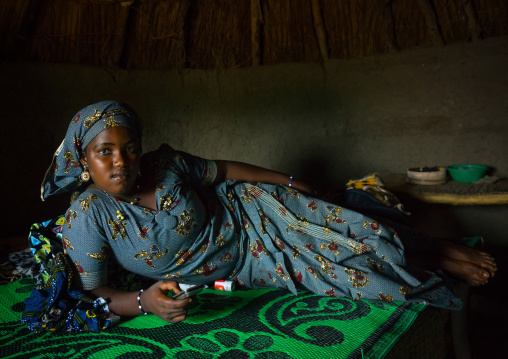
91,280,193,323
141,280,193,323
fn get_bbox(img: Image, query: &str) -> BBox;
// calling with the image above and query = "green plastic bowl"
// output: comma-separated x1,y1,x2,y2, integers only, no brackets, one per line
447,164,488,183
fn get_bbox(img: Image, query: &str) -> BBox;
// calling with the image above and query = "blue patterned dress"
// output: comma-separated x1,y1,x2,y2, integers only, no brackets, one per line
63,145,460,309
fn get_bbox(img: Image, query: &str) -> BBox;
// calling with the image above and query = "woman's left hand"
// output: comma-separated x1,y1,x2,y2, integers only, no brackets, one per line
215,160,318,197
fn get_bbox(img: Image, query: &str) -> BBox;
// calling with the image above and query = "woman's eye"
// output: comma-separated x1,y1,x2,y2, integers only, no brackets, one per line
98,148,111,155
127,145,139,153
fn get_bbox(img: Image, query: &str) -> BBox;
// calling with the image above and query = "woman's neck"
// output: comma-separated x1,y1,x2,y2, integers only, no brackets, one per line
85,159,157,210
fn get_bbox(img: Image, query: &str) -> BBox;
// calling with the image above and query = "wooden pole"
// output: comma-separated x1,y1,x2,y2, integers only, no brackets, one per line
108,0,134,68
13,0,43,60
311,0,329,62
417,0,445,46
176,0,190,70
463,0,481,41
251,0,262,67
380,0,398,52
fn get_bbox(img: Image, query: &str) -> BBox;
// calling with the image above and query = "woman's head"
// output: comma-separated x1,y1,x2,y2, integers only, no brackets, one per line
42,100,142,200
81,126,141,197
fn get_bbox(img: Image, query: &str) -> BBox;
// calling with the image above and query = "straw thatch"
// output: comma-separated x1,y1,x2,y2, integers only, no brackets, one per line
1,0,507,70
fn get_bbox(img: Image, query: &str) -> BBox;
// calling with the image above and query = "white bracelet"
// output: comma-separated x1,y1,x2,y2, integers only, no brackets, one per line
137,289,148,315
288,176,294,187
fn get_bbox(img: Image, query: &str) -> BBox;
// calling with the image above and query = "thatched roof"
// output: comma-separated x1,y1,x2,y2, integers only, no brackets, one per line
1,0,507,70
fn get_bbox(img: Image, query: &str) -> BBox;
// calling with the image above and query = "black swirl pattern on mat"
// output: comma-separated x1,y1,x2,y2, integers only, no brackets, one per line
261,292,373,346
1,279,418,359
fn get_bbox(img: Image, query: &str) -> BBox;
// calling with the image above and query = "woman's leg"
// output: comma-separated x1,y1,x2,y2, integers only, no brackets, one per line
408,239,497,286
383,218,497,286
434,239,497,276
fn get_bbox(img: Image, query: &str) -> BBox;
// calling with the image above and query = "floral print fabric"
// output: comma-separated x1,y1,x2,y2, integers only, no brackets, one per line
63,145,460,309
229,183,460,309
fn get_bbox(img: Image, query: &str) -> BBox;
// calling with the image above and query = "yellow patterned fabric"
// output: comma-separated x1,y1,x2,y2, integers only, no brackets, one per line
346,173,410,215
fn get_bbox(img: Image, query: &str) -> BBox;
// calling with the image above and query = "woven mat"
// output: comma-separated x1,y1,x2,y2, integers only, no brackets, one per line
409,178,508,195
0,277,426,359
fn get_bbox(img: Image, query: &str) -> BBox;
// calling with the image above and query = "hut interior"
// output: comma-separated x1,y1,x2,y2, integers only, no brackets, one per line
0,0,507,357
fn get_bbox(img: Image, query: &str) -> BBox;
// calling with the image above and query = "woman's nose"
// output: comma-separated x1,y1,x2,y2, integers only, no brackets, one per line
113,151,126,166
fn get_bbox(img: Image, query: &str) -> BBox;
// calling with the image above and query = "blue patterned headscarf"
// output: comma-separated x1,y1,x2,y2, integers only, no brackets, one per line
41,100,142,200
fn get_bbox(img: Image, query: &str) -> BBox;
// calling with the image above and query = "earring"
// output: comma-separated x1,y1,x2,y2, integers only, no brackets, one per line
81,165,90,182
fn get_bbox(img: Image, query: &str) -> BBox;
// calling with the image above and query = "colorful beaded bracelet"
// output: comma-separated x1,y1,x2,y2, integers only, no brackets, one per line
137,289,147,315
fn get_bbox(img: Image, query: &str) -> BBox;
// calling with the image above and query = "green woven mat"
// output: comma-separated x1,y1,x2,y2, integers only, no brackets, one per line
0,278,424,359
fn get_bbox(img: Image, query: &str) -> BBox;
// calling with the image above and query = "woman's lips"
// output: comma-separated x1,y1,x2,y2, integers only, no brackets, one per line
112,173,129,180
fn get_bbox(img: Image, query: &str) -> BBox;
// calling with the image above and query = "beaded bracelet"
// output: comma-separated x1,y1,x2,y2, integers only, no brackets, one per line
288,176,294,187
137,289,148,315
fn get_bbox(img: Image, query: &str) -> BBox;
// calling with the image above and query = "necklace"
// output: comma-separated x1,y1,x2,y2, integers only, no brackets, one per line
103,178,142,205
130,183,141,205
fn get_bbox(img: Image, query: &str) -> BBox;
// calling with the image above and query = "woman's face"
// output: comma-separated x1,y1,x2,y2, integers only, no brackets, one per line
81,126,141,197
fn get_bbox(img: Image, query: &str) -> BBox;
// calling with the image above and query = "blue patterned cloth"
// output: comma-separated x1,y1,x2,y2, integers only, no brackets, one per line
63,145,461,310
21,252,120,332
27,216,65,287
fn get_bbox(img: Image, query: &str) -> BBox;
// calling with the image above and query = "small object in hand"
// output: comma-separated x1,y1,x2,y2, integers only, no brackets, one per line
172,284,205,300
214,280,236,291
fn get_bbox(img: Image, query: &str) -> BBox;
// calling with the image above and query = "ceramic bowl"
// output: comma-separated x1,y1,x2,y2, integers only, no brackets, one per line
407,166,447,185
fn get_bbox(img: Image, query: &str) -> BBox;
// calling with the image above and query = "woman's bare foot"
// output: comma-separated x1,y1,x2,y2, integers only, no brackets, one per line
438,256,490,286
435,240,497,278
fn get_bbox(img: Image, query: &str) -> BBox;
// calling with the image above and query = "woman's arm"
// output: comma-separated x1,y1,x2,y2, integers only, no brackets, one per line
214,160,316,195
91,280,192,323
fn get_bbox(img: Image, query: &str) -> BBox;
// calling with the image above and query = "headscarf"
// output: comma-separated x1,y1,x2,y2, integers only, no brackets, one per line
41,100,142,200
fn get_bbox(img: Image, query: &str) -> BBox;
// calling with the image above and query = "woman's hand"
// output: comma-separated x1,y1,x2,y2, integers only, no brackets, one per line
290,178,318,197
141,280,192,323
91,280,193,323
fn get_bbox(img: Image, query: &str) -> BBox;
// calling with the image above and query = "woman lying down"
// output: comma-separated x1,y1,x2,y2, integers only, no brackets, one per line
36,100,496,326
